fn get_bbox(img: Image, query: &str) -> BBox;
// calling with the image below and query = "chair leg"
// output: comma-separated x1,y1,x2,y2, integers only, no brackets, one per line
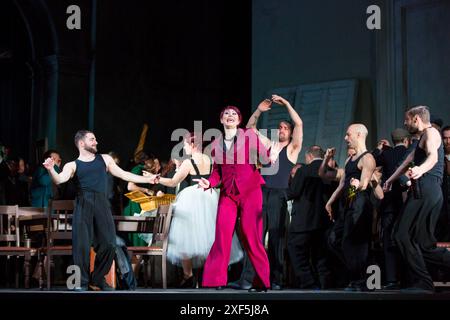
47,255,51,290
162,254,167,289
15,256,19,289
143,256,148,288
24,254,30,289
38,251,44,290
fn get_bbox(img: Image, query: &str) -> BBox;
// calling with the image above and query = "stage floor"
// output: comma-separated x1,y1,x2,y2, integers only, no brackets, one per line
2,287,450,300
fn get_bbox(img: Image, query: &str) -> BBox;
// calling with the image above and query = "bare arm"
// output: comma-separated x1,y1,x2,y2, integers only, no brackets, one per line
43,159,75,185
325,171,346,220
158,159,192,188
102,154,157,184
319,149,338,182
246,99,272,129
272,95,303,154
357,154,376,191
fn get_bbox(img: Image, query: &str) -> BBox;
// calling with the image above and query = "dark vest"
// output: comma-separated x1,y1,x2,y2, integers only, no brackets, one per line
263,146,295,189
74,154,108,195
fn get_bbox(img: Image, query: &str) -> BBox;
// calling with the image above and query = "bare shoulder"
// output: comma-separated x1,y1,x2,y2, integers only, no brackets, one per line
100,154,113,165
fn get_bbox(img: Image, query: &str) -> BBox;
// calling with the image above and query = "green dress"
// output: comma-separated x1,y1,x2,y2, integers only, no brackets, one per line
122,164,150,246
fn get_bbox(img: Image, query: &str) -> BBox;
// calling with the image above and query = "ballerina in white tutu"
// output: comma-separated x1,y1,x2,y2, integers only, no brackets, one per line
155,132,243,288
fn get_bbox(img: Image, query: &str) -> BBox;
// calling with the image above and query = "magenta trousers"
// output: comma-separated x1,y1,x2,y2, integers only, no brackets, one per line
202,187,270,288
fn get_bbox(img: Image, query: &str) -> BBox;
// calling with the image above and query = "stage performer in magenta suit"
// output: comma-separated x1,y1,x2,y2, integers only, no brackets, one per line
195,105,281,292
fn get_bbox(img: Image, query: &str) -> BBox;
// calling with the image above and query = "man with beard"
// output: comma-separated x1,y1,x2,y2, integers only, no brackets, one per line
229,94,303,290
384,106,450,292
325,124,376,291
43,130,158,291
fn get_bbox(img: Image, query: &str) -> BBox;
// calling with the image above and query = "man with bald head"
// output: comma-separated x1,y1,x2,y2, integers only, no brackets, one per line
384,106,449,292
326,123,376,291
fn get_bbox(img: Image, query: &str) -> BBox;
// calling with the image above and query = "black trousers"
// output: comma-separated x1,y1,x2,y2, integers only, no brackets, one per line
288,229,331,289
73,191,116,286
238,187,288,285
342,191,373,284
380,191,403,283
394,175,450,290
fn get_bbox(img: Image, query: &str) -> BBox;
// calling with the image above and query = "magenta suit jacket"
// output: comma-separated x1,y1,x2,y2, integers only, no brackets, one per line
208,128,269,196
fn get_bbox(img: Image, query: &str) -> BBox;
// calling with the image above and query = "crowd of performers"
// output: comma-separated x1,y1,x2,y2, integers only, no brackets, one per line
3,96,448,293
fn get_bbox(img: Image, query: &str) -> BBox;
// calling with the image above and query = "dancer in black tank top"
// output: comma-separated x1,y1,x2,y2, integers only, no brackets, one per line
233,94,303,290
384,106,450,292
43,130,158,291
325,124,376,291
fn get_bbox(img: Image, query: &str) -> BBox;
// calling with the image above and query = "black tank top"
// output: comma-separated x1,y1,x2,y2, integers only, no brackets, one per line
179,158,213,193
263,146,295,189
414,128,444,180
344,151,369,190
74,154,108,195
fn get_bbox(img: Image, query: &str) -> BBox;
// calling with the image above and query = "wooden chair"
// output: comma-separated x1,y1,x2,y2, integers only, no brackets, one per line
124,204,173,288
44,200,74,290
0,205,40,288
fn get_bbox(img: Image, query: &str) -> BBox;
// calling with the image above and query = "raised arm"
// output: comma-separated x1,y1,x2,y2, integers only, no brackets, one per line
246,99,272,129
271,94,303,153
43,159,75,185
102,154,157,184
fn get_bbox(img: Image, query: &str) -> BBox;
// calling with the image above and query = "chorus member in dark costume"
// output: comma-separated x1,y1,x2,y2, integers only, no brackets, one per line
286,145,331,289
231,94,303,290
196,106,280,292
384,106,450,292
43,130,158,291
372,128,410,289
437,126,450,241
325,124,376,291
154,133,242,288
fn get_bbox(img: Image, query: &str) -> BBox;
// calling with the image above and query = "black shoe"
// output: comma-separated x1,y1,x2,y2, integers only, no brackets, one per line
89,280,115,291
179,275,196,288
271,283,282,290
382,282,400,290
228,280,252,290
248,286,268,293
401,287,434,294
344,282,363,292
72,286,88,292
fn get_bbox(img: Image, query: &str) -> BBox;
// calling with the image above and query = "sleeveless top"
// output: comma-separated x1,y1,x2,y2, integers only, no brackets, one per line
179,158,213,192
344,151,370,190
74,154,108,195
414,127,444,180
263,146,295,189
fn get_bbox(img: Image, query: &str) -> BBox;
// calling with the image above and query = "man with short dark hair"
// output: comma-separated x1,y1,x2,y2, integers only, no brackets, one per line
286,145,331,289
384,106,450,292
435,126,450,240
372,128,410,289
44,130,158,291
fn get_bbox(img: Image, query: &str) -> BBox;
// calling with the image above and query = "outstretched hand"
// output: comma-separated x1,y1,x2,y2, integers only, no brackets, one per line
43,157,55,170
142,171,160,184
193,177,210,189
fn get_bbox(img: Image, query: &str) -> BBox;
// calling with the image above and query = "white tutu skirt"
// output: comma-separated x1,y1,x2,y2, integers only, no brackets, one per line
167,185,243,268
